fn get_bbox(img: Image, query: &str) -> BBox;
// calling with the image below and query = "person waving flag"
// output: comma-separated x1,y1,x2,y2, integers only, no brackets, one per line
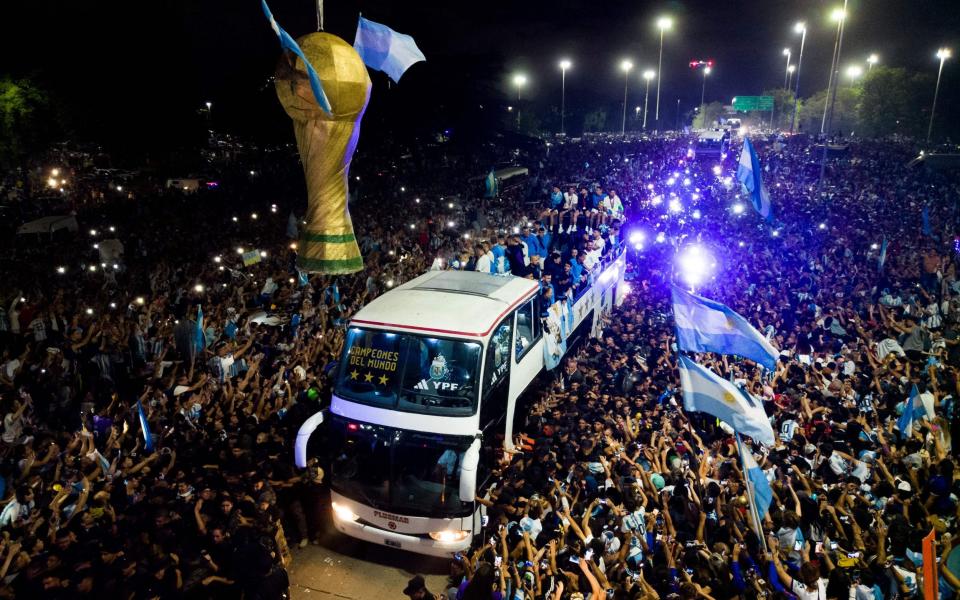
737,138,772,221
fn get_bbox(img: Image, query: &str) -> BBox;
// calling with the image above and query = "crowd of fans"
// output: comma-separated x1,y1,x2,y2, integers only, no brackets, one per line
0,128,959,600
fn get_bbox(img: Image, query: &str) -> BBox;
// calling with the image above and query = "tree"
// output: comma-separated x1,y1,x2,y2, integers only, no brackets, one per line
0,77,51,167
797,87,860,137
691,101,725,129
761,88,798,130
858,66,932,138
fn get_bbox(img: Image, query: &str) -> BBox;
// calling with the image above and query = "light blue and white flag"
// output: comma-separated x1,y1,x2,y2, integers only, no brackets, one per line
672,285,779,371
484,168,498,198
678,356,776,446
736,138,772,221
195,305,205,352
261,0,331,113
136,400,155,453
878,236,888,272
897,384,923,439
739,439,773,519
353,17,426,83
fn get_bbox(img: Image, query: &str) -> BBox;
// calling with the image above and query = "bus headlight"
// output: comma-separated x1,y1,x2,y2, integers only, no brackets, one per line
331,502,358,522
429,530,470,543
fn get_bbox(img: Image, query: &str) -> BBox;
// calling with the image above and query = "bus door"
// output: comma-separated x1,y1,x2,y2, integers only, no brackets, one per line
478,317,512,482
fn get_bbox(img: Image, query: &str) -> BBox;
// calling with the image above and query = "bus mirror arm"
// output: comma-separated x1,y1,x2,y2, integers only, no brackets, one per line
294,410,325,469
459,438,481,503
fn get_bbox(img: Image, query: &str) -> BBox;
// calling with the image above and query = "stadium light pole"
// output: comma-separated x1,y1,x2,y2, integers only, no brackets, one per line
559,59,571,134
783,48,792,89
790,21,806,133
655,16,673,128
512,73,527,130
927,48,952,143
867,53,878,71
642,70,655,130
620,60,634,135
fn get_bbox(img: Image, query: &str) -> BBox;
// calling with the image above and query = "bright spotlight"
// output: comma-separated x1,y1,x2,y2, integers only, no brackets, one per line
712,165,722,176
677,245,715,286
732,203,745,214
818,222,827,230
628,231,645,244
668,198,683,213
655,232,666,243
692,209,702,219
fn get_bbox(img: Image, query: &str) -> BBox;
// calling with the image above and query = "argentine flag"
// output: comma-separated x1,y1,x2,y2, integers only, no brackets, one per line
678,356,775,446
736,138,772,221
354,17,426,83
261,0,331,113
740,441,773,519
897,384,923,439
672,285,779,371
136,400,155,453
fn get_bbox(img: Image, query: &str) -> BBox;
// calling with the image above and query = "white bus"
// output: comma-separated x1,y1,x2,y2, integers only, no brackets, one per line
297,252,626,557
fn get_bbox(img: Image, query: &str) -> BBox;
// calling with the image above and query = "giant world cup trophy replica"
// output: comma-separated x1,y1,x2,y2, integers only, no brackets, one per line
275,33,371,274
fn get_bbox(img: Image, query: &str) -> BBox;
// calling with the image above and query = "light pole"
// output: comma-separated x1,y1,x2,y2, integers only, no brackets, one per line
512,73,527,130
783,48,792,89
927,48,952,143
787,65,796,90
559,59,571,134
821,3,848,136
620,60,633,135
642,70,655,130
867,53,878,71
700,66,711,113
655,16,673,127
819,2,849,191
791,21,806,133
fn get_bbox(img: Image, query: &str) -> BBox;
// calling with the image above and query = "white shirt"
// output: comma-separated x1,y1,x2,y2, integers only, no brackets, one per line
791,578,827,600
475,254,492,273
563,192,578,210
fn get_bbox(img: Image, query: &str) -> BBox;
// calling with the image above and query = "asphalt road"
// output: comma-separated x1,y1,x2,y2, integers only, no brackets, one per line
288,494,452,600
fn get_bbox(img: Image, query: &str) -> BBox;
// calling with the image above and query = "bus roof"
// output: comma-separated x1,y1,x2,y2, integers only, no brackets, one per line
349,271,540,339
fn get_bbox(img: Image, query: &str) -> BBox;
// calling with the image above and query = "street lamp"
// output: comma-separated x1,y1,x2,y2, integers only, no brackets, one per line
620,60,634,135
787,65,796,89
791,21,807,133
927,48,952,143
642,70,655,130
821,3,849,135
867,53,879,71
655,16,673,127
512,73,527,130
559,59,572,134
783,48,792,89
700,66,712,113
818,1,849,192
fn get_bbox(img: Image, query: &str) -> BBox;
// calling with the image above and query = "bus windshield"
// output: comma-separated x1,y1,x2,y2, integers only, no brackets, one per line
329,415,473,518
334,328,482,416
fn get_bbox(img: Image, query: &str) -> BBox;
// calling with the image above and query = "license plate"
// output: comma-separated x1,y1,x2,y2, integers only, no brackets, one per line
384,539,401,549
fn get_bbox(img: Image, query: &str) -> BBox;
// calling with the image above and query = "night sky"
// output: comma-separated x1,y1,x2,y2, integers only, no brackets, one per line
3,0,958,157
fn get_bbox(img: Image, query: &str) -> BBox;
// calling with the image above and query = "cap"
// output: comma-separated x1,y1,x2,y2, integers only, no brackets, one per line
896,480,912,492
403,575,426,596
650,473,666,490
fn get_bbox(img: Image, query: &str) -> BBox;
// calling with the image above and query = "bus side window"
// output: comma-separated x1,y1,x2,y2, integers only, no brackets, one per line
484,319,512,392
514,300,538,361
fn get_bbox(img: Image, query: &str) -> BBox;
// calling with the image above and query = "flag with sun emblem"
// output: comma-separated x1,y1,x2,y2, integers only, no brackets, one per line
678,356,775,446
671,285,779,371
